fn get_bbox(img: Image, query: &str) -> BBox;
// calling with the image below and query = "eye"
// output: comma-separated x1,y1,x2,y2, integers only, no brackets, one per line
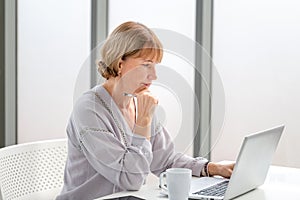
142,63,151,68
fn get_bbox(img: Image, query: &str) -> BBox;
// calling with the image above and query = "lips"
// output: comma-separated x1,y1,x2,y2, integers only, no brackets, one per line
142,83,151,87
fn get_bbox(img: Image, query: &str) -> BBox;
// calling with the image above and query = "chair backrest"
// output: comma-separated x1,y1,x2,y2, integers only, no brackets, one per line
0,139,67,200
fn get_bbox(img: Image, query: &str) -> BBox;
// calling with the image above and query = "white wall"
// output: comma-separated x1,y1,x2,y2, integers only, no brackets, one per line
17,0,197,156
212,0,300,167
109,0,196,156
18,0,91,143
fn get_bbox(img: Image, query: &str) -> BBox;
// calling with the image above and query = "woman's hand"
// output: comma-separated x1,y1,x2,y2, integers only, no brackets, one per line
136,90,158,126
207,161,235,178
134,89,158,139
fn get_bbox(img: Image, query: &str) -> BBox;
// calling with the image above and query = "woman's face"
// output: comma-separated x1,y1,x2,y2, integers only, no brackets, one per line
119,56,157,93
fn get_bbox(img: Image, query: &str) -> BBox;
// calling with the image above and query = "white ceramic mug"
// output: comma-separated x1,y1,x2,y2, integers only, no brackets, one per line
159,168,192,200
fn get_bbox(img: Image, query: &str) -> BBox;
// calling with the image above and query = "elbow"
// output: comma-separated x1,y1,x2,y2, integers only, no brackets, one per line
126,181,143,191
120,172,147,191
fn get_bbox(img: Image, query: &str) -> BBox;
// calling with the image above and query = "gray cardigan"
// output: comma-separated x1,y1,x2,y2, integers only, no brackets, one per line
56,85,207,200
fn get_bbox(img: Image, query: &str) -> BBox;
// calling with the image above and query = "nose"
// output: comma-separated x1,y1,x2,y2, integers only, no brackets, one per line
148,66,157,80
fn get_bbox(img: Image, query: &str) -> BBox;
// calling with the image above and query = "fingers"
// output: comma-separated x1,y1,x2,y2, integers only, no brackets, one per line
134,86,148,94
225,163,235,178
135,90,158,105
209,162,235,178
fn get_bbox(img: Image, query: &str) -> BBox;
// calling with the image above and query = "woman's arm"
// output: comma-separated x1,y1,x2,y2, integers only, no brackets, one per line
72,96,153,191
149,124,208,177
149,123,235,178
78,127,153,190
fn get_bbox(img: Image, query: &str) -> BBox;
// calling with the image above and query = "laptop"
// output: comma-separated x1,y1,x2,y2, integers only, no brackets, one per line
188,125,284,199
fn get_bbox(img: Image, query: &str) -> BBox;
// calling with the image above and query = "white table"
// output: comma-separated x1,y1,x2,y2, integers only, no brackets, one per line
97,166,300,199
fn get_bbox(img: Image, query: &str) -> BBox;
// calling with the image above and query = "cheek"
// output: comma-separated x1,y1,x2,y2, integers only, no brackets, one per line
125,67,147,80
122,71,144,87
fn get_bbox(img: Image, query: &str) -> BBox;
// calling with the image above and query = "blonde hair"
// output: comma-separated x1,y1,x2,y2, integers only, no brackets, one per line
98,21,163,79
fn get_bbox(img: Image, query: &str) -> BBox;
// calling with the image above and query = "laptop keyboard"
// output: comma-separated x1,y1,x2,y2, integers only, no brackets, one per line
192,180,229,197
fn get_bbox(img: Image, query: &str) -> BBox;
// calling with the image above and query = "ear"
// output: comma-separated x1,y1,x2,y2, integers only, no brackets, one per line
117,58,124,76
118,58,124,69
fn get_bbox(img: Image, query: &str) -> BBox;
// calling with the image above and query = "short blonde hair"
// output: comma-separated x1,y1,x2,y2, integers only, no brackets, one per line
98,21,163,79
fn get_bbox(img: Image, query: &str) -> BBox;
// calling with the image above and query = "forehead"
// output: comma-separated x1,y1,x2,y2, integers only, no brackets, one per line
126,56,155,64
132,47,163,63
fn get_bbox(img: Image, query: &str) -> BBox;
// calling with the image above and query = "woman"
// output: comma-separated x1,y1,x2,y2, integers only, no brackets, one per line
56,21,234,200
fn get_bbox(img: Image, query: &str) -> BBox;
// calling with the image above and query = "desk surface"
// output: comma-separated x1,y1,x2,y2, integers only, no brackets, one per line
97,166,300,200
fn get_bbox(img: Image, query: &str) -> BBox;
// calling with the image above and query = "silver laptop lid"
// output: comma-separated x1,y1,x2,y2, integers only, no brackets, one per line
224,125,284,200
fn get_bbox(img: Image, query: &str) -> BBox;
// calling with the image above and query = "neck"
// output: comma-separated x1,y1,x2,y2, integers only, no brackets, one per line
103,78,133,109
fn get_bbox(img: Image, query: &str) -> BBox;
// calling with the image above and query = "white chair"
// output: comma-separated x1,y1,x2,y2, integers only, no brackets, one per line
0,139,67,200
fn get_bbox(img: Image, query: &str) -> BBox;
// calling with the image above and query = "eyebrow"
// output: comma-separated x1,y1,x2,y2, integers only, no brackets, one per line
143,59,153,63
